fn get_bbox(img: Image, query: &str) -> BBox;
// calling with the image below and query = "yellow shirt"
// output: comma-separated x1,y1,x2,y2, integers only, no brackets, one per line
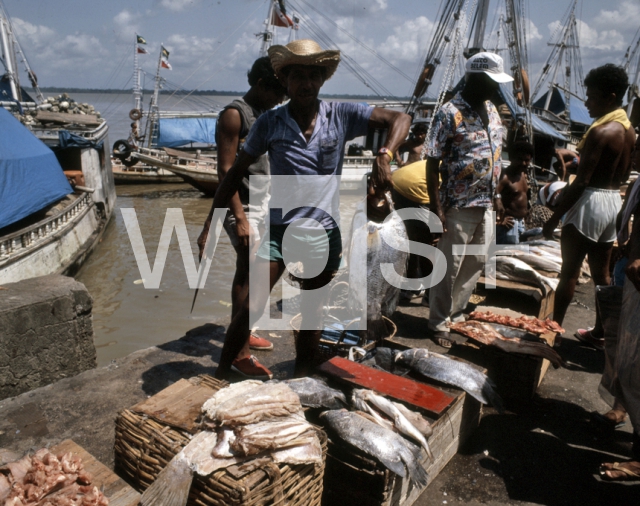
392,160,430,204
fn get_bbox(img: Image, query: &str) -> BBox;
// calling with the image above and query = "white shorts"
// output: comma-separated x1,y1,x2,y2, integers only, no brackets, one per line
562,188,621,243
223,197,269,250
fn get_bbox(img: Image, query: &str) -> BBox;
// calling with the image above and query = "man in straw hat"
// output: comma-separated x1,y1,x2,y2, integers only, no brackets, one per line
199,39,410,379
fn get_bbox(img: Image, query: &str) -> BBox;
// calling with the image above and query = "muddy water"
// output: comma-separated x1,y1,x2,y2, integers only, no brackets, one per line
77,184,361,366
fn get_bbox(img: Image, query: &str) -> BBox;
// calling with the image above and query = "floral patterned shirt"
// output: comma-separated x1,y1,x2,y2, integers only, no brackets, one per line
426,92,505,210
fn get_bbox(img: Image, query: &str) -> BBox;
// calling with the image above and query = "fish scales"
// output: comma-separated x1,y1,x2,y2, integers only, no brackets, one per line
396,349,504,413
322,410,428,486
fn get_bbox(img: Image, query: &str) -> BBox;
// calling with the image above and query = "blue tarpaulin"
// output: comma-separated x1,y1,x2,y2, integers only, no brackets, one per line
57,130,104,150
0,107,72,230
498,83,569,142
155,117,217,147
533,88,592,126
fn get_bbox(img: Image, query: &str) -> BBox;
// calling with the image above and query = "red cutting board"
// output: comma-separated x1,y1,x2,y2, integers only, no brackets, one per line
318,356,456,418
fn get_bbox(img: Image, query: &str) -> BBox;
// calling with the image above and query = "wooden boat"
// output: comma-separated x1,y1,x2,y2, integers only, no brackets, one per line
111,157,183,185
0,3,115,284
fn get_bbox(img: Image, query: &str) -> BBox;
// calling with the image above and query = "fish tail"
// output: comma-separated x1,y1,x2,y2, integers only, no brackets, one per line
405,455,429,487
482,383,505,414
140,457,193,506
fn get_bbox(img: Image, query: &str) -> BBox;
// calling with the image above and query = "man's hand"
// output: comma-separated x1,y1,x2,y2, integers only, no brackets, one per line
197,222,210,262
431,204,447,234
626,259,640,292
493,198,505,224
372,155,393,193
500,215,515,230
543,216,559,240
235,217,254,249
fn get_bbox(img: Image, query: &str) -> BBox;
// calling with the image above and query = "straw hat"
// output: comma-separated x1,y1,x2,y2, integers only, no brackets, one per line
268,39,340,80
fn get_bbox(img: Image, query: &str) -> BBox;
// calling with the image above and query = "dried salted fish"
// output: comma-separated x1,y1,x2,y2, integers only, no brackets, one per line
270,436,323,466
211,428,236,458
205,382,302,426
321,410,428,486
201,380,262,415
230,414,316,456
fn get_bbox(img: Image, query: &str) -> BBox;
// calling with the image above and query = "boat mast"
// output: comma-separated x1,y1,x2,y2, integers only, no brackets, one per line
133,35,143,114
144,45,164,148
467,0,490,56
0,7,19,101
623,32,640,115
259,1,275,57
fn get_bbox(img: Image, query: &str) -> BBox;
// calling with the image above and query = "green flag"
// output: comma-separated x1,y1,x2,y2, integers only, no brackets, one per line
161,46,170,58
136,34,147,44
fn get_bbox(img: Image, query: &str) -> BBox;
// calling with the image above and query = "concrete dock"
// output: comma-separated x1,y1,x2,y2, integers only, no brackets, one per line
0,282,637,505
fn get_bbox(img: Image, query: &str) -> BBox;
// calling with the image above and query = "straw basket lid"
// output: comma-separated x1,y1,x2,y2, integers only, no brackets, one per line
268,39,341,80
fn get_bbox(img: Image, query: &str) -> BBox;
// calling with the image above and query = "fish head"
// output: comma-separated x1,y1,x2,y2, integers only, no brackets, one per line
396,348,430,366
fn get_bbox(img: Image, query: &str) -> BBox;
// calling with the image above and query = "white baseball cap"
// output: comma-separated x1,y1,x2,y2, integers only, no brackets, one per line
465,52,514,83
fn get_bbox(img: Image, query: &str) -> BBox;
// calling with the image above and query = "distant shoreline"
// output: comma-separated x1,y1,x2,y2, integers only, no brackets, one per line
27,87,410,101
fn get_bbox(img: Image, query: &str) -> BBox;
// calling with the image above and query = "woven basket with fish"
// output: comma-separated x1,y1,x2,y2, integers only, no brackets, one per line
114,375,327,506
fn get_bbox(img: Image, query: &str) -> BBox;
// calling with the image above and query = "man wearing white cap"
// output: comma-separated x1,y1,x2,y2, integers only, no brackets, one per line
425,52,511,347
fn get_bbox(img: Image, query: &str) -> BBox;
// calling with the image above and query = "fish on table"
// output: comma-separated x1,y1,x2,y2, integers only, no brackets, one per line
492,255,559,293
348,194,409,341
395,348,504,413
275,377,348,409
321,410,428,487
352,388,433,461
449,320,565,368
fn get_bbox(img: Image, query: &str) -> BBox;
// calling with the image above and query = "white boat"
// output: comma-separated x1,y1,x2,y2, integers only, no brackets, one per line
0,1,116,284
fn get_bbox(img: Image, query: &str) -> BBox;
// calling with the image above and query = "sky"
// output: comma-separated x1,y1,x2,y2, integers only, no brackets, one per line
2,0,639,101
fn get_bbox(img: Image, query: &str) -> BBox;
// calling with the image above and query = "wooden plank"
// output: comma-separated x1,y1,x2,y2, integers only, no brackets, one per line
51,439,140,506
36,111,101,126
318,357,456,418
130,378,215,433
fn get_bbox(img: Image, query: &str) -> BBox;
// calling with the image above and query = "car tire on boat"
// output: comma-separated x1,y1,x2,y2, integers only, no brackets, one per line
112,139,138,166
129,108,142,121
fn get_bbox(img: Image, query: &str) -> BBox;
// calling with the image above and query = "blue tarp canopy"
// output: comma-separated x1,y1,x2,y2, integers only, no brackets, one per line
533,87,592,126
498,83,569,142
0,107,72,230
155,117,217,148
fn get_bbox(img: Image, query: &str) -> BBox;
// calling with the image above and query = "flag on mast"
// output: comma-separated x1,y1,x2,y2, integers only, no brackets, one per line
136,34,147,44
137,46,149,54
161,46,170,58
161,58,172,70
271,0,293,28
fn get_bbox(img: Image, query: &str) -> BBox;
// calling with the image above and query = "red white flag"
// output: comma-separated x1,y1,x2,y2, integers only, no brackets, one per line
137,46,149,54
161,58,172,70
271,0,293,28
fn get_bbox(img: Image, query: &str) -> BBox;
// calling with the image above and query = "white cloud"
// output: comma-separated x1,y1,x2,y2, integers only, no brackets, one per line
595,1,640,32
160,0,200,12
113,9,141,43
11,18,56,47
378,16,434,62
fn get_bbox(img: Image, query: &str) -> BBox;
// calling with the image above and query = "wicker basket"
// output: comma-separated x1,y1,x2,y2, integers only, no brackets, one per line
290,313,397,364
114,375,327,506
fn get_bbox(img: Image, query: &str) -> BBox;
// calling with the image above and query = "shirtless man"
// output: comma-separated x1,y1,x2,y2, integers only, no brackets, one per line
543,64,636,325
553,147,580,181
395,121,428,167
496,141,533,244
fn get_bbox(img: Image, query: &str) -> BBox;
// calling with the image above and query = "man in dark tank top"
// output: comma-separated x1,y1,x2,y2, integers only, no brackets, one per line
199,57,286,379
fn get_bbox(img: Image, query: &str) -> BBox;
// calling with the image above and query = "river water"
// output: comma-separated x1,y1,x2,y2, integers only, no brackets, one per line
70,92,363,366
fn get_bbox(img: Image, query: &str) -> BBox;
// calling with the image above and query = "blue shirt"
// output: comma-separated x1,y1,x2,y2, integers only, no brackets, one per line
243,100,372,228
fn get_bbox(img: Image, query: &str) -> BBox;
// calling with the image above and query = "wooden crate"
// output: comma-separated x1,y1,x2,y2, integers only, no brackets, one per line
114,374,327,506
51,439,140,506
477,276,556,319
317,357,481,506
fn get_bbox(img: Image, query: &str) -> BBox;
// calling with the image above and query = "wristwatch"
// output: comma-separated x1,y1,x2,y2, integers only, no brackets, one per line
494,193,502,199
377,147,393,160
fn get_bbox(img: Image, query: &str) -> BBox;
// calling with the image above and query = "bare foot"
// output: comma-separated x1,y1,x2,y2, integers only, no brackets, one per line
603,408,627,425
600,460,640,481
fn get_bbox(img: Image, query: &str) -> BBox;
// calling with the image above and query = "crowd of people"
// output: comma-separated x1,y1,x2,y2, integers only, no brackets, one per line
197,40,640,481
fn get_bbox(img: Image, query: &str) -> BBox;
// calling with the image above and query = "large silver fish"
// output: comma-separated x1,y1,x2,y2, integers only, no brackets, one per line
321,410,428,486
492,256,559,294
396,349,504,413
280,377,347,409
348,195,408,340
352,389,433,461
495,248,562,273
